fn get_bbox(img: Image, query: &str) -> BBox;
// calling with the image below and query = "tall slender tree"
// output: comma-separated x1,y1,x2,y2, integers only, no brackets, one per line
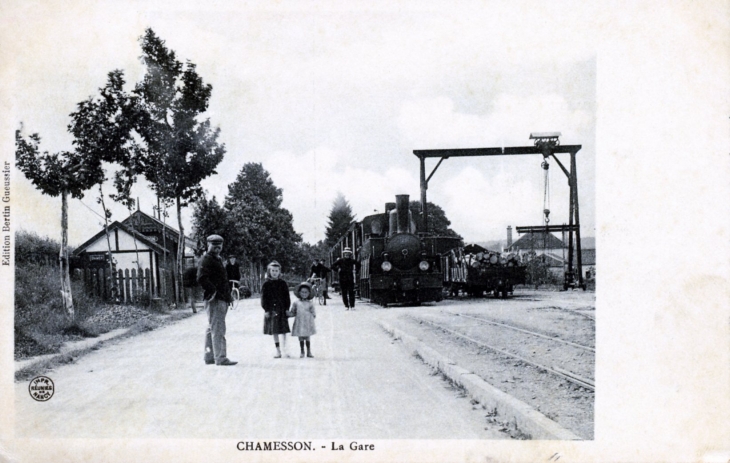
15,130,104,319
325,192,355,248
131,29,226,304
70,30,226,304
69,70,143,301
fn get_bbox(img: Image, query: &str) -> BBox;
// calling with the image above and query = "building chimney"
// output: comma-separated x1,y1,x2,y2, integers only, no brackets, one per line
507,226,513,248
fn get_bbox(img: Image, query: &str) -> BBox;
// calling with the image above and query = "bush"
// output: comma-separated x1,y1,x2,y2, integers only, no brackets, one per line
15,263,67,332
15,230,62,266
15,263,99,333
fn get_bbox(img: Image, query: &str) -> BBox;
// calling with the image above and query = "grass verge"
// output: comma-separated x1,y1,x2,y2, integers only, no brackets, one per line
15,311,195,382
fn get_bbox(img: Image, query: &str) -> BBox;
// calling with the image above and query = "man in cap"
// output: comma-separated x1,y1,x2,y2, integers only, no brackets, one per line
197,234,237,366
331,247,359,310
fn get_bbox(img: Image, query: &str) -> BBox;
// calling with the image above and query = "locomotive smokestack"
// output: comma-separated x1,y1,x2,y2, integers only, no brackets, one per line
507,226,513,248
395,194,410,234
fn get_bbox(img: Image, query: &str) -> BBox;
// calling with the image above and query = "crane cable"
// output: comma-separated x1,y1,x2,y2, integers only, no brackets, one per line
541,160,551,259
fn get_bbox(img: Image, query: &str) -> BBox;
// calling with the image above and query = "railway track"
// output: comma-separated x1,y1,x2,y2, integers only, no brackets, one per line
408,315,595,392
550,305,595,320
443,311,595,353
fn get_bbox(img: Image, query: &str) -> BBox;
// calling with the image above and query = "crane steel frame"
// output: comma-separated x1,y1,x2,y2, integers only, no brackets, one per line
413,137,586,290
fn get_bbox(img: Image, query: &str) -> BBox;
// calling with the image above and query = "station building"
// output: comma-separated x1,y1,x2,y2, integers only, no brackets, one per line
72,209,196,300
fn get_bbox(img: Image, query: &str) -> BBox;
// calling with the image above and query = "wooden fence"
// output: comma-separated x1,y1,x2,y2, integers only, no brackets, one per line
78,267,155,304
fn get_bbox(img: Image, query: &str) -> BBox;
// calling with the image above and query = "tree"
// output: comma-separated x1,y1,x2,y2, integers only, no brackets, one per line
191,193,230,257
69,70,144,301
131,29,226,304
409,200,461,238
291,240,329,280
71,30,226,304
15,130,104,319
68,70,143,207
224,163,302,270
325,192,355,248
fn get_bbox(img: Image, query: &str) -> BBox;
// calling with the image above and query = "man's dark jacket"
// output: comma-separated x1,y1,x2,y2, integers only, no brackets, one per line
312,263,331,279
332,257,359,284
197,253,233,303
226,262,241,282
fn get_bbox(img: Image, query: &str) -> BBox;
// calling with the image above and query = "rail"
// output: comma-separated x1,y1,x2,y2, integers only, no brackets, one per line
410,316,595,392
444,311,595,353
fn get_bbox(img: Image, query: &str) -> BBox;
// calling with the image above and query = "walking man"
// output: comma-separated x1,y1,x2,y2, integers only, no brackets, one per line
331,247,359,310
197,234,237,366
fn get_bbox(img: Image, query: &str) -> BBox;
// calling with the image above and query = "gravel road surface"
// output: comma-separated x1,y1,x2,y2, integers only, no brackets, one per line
15,296,507,439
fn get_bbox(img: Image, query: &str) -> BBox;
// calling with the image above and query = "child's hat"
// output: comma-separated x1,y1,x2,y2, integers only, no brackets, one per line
343,247,352,254
295,281,313,300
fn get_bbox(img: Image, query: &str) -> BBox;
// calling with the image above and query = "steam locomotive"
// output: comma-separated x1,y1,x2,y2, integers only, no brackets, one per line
329,194,460,307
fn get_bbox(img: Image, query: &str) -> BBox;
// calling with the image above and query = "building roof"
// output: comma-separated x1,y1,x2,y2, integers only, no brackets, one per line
122,210,180,239
72,221,168,256
509,231,565,251
122,209,196,249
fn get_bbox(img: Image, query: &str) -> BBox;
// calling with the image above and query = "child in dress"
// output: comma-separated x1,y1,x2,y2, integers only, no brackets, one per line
261,261,291,358
288,282,317,358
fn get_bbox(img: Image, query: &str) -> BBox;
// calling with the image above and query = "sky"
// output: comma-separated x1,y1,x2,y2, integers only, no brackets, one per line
4,0,597,247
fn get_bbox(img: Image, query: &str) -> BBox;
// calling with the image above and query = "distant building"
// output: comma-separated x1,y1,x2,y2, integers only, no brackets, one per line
506,229,595,281
506,231,567,277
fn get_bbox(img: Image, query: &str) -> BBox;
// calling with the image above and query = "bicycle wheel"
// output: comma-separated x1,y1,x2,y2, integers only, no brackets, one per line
231,288,240,309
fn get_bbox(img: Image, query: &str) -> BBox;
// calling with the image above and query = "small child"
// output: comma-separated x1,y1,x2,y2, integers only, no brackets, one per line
288,281,317,358
261,261,291,358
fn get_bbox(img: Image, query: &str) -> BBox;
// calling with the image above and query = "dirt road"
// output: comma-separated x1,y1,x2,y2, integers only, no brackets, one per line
15,295,507,439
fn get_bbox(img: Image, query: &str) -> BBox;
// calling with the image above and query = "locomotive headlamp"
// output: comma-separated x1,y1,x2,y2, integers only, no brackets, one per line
419,261,430,271
381,261,392,272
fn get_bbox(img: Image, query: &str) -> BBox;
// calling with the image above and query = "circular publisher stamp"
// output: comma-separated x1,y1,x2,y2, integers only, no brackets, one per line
29,376,54,402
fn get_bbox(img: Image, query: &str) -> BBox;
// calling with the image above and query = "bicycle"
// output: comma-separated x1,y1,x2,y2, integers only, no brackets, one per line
230,280,241,310
310,277,325,306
